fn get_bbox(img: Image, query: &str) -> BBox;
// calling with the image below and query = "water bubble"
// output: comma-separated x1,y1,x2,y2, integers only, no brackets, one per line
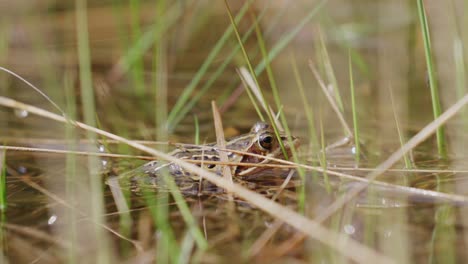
344,224,355,235
48,215,58,225
14,109,29,118
384,230,392,238
381,198,387,205
98,145,106,153
17,166,27,174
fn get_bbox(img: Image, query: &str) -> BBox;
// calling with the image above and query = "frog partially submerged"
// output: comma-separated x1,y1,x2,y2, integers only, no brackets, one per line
117,122,299,194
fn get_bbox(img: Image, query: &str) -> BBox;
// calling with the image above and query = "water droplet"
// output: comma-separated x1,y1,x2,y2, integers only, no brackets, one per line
17,166,27,174
48,215,57,225
384,230,392,238
264,221,273,228
14,109,28,118
98,145,106,153
344,224,355,235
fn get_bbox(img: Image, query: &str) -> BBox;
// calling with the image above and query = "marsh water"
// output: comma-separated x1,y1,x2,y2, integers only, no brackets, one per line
1,1,468,263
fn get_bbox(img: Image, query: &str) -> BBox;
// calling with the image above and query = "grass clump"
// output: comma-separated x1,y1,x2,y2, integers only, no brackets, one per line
416,0,447,158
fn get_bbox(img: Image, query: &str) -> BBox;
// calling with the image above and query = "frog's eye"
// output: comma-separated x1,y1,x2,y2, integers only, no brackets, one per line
259,134,273,150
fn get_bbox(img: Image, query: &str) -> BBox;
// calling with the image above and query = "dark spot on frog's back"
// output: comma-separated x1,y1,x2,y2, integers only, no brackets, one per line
167,163,183,176
173,150,190,159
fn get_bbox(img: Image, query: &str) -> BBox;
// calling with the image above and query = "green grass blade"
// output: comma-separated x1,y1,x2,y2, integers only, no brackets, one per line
251,12,289,159
76,1,95,128
237,69,266,121
129,0,146,95
454,38,468,129
319,29,344,112
151,7,175,256
166,0,254,128
318,18,371,77
319,117,331,193
235,0,327,165
76,1,111,262
223,0,267,115
163,174,208,250
169,1,328,129
254,0,328,75
109,5,181,81
429,205,457,264
111,0,129,51
64,72,80,263
416,0,447,157
291,54,319,152
0,22,7,62
178,231,195,264
388,86,413,171
154,0,168,141
168,6,269,129
146,190,179,262
449,0,467,127
0,149,5,263
227,6,291,165
194,115,200,145
349,52,360,164
0,149,5,211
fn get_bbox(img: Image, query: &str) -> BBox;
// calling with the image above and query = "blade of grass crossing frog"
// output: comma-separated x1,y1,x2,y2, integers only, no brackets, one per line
224,0,269,124
251,11,292,160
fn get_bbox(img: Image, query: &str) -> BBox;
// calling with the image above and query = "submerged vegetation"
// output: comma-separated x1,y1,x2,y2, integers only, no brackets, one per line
0,0,468,263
